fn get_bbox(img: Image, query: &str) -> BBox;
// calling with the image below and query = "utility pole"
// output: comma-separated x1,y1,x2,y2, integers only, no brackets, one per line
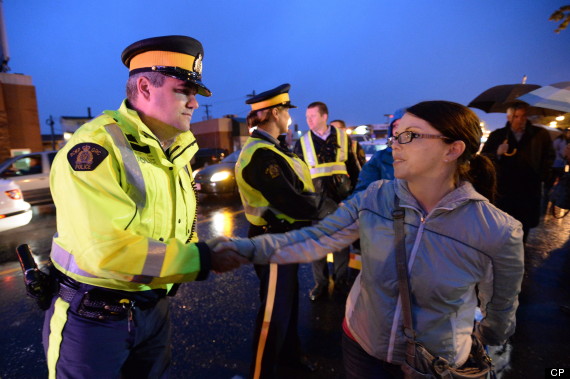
246,90,256,99
46,115,55,150
0,0,11,73
203,104,212,120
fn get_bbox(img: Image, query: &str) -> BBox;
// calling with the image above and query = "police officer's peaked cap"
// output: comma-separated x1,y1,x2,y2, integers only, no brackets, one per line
121,35,211,97
246,84,297,111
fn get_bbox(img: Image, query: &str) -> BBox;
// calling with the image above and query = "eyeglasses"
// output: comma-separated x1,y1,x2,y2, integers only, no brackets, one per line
387,131,450,148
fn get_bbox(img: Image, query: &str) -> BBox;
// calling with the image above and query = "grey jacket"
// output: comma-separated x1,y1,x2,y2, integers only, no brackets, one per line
234,179,524,366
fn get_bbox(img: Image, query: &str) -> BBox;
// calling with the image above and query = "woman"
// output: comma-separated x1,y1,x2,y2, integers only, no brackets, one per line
236,84,336,378
221,100,525,378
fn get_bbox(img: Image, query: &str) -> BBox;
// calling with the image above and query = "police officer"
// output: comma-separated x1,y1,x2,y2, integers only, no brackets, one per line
43,35,245,378
329,119,367,170
236,84,336,378
294,102,361,301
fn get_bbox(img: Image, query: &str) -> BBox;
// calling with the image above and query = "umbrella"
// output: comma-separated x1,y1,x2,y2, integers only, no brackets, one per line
517,81,570,113
468,83,563,116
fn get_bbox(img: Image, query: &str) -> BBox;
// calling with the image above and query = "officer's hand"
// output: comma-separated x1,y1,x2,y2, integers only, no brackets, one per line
497,139,509,156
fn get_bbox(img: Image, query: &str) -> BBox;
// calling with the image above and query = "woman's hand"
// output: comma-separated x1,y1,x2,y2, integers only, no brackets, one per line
206,237,249,273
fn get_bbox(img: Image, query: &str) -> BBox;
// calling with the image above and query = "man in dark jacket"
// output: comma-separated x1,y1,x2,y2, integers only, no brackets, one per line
294,102,361,300
481,102,554,243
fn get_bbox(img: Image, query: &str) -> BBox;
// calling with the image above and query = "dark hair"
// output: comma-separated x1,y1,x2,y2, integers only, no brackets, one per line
506,102,529,113
246,106,284,128
405,100,497,202
307,101,328,116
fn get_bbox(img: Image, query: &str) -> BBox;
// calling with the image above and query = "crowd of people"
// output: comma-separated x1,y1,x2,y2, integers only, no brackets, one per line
40,33,567,378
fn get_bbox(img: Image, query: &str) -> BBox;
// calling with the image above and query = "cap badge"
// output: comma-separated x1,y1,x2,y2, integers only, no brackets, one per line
193,53,203,75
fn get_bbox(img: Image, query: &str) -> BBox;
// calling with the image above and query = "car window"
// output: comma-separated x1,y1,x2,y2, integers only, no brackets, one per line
222,150,241,163
2,155,43,177
361,144,385,154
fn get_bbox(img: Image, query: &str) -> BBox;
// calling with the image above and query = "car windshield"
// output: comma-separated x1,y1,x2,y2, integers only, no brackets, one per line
222,150,241,163
361,143,386,154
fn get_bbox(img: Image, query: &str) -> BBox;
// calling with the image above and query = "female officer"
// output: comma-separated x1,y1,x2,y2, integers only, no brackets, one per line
224,100,524,378
235,84,336,378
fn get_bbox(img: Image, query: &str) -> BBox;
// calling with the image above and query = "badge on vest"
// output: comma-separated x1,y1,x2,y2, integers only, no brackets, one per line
67,143,109,171
265,163,281,179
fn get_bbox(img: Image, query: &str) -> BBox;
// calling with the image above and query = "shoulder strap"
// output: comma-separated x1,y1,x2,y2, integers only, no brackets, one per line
393,196,419,362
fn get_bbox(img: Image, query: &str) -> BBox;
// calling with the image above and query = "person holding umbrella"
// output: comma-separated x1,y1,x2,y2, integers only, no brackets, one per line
481,102,554,243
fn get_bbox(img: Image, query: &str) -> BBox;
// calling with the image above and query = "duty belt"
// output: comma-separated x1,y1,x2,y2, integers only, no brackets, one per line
57,275,167,321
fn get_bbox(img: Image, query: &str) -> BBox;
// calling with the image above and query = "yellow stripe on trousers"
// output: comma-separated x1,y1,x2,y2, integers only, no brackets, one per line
253,263,278,379
47,297,70,379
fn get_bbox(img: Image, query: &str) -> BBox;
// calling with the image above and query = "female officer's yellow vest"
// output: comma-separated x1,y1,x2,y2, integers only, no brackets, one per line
235,137,315,226
300,125,349,178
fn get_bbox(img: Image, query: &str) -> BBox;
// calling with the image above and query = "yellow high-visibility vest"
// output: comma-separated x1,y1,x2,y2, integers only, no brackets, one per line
50,100,205,292
300,126,349,178
235,137,315,226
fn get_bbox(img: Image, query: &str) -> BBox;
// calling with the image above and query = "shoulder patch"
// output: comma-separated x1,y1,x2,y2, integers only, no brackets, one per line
67,143,109,171
265,163,281,179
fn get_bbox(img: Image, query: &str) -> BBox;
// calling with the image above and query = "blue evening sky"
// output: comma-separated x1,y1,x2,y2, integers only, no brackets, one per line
4,0,570,134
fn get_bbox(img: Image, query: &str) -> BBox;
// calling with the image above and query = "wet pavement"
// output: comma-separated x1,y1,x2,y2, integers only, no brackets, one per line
0,196,569,378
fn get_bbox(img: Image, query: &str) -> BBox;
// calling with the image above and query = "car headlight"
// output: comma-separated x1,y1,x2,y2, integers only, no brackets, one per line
210,171,231,182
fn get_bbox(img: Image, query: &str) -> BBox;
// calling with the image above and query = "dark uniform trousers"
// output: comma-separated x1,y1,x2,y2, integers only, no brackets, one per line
43,281,171,378
311,247,350,288
248,223,307,378
251,263,301,378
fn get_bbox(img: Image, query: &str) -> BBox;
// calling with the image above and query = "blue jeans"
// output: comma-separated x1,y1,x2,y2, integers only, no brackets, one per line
342,331,403,379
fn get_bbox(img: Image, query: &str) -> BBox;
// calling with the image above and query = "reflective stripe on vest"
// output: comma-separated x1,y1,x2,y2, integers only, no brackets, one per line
105,123,147,209
309,162,350,178
51,240,97,278
51,124,168,284
236,138,314,226
300,126,349,179
51,238,167,283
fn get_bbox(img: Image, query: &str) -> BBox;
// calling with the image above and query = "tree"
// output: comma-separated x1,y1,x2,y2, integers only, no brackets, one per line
550,5,570,33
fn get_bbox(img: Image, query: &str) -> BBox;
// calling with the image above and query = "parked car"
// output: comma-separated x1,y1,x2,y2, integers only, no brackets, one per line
0,151,57,205
360,139,388,161
193,149,241,195
350,134,371,143
0,179,33,232
191,148,228,171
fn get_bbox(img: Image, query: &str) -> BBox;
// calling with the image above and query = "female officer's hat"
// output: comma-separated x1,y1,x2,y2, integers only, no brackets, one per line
121,35,212,97
246,84,297,111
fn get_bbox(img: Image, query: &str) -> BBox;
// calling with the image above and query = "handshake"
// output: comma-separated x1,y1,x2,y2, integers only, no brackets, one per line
207,237,250,273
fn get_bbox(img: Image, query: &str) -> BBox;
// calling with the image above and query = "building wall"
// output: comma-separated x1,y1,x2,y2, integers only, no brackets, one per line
191,117,248,153
0,73,42,162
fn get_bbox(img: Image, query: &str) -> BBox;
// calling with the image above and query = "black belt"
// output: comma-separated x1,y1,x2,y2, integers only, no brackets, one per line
57,276,167,321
